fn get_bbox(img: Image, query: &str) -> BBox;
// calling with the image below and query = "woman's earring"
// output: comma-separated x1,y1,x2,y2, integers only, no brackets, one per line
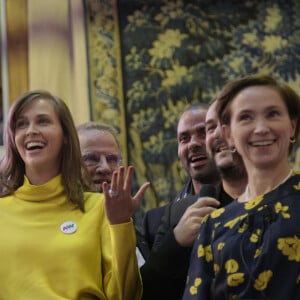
230,146,237,153
290,137,296,144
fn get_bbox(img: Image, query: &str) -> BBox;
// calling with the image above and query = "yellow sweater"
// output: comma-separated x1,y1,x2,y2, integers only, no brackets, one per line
0,175,142,300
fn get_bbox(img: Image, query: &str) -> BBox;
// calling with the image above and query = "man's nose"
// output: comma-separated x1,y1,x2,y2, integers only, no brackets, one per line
189,135,206,147
213,124,222,138
95,156,111,172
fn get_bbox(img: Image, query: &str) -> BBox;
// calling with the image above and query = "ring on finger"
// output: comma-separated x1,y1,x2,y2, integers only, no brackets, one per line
108,189,119,197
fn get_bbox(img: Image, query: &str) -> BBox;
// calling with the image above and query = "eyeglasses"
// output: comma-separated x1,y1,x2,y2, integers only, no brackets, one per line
82,153,122,168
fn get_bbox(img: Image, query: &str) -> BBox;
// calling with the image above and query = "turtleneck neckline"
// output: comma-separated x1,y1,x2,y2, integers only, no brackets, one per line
15,175,64,202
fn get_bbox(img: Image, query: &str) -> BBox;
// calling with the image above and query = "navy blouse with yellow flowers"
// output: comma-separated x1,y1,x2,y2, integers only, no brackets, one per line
182,171,300,300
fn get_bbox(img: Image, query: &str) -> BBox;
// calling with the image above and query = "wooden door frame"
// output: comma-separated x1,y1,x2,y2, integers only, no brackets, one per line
5,0,28,105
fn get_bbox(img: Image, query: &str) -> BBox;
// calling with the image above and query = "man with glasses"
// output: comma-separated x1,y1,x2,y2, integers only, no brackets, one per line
77,122,122,193
77,121,149,266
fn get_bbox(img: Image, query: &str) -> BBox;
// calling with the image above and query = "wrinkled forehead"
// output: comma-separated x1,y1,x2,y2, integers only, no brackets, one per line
78,129,120,153
177,109,207,132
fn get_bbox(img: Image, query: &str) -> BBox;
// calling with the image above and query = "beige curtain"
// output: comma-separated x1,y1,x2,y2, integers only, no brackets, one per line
28,0,89,125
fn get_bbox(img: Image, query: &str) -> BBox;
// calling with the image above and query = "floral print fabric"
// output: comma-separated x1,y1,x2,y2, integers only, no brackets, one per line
183,171,300,300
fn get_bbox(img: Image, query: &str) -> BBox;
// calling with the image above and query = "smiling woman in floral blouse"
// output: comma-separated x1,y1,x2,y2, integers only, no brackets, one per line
183,75,300,300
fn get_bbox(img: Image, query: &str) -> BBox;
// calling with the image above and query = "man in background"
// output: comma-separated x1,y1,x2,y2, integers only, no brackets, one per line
205,100,247,201
77,121,150,266
77,122,122,193
142,104,219,250
141,104,221,300
141,101,248,300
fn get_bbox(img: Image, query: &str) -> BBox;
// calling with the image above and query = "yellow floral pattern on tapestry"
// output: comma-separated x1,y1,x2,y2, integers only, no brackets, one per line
84,0,300,221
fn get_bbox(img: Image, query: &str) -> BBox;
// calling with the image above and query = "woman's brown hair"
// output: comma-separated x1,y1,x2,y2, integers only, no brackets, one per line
216,74,300,154
0,90,91,211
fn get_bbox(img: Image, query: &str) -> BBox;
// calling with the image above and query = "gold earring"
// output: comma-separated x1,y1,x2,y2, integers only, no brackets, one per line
290,137,296,144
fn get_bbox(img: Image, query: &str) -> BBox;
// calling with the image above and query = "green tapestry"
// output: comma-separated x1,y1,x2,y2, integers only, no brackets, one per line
84,0,300,223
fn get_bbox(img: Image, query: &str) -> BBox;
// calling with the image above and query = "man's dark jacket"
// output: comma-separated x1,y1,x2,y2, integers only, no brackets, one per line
140,183,233,300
